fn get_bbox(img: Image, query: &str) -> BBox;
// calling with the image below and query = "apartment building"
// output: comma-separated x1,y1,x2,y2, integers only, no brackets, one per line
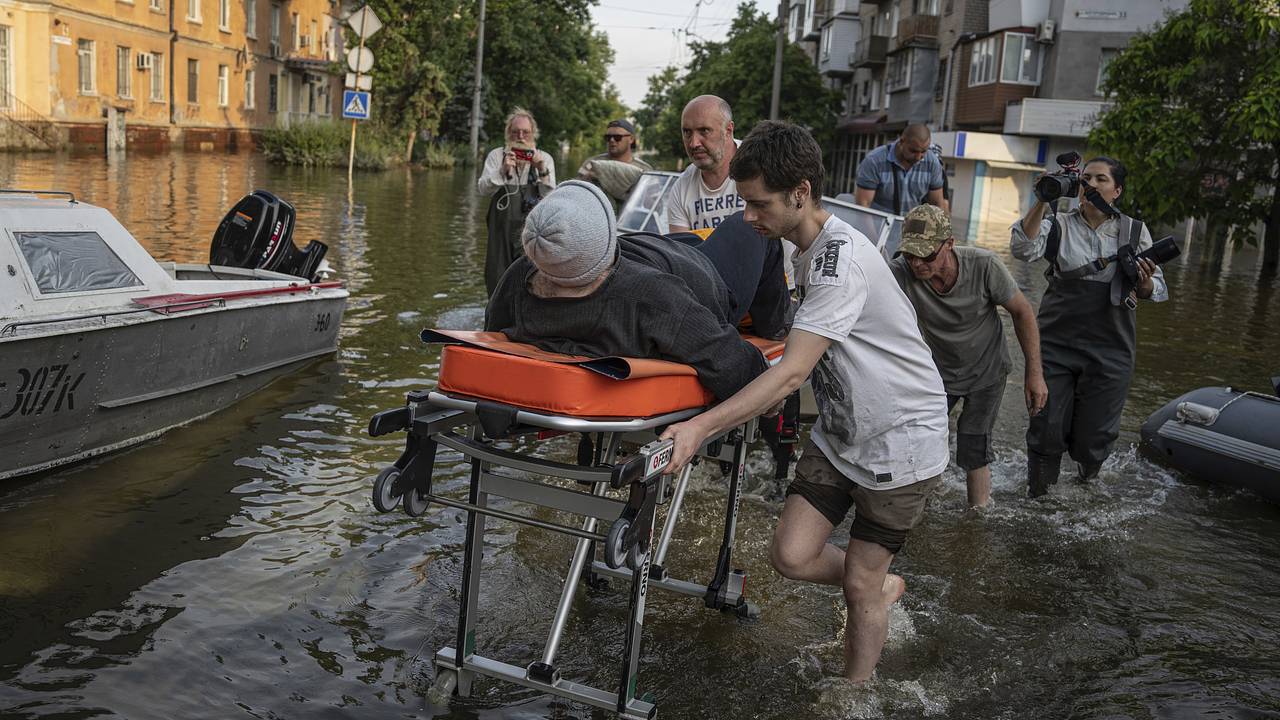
801,0,1187,235
0,0,344,151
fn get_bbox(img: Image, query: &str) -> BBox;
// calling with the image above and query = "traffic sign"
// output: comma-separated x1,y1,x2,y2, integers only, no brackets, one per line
345,6,382,40
346,46,374,74
342,90,371,120
345,73,373,91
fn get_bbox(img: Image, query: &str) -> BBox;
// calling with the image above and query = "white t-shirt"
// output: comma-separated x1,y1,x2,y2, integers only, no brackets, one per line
665,164,745,231
666,160,799,288
476,147,557,196
792,214,950,490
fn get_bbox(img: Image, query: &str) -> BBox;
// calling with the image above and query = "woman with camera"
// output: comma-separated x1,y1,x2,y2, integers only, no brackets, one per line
1010,156,1168,497
478,107,557,295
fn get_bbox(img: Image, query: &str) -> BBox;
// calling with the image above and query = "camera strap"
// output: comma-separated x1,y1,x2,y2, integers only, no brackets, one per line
1049,214,1143,285
892,163,903,216
1110,216,1144,307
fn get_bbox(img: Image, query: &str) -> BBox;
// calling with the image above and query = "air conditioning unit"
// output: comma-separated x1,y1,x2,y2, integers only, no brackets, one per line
1036,19,1057,43
136,53,154,71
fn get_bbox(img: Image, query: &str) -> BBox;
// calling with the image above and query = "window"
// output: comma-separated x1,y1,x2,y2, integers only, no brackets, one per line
268,73,278,112
309,20,317,52
187,0,200,22
1096,48,1119,96
968,35,997,86
217,65,228,106
149,0,162,11
187,58,198,103
292,13,299,49
887,50,912,91
869,77,882,111
913,0,938,14
270,3,280,43
0,26,12,109
244,69,255,108
821,26,832,59
246,0,256,37
15,232,142,294
888,0,900,39
218,0,230,30
77,40,96,94
150,53,164,100
116,46,131,98
935,57,947,101
1000,32,1042,85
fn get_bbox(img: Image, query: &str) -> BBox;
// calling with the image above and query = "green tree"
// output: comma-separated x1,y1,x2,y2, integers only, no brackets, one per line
637,4,841,159
354,0,472,159
350,0,622,157
474,0,623,148
1089,0,1280,273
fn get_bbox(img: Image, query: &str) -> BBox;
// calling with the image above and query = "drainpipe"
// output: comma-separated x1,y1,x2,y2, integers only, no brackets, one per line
168,0,176,126
939,32,974,131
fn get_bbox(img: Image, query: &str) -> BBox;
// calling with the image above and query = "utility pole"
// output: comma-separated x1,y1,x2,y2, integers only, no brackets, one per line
770,0,787,121
468,0,487,162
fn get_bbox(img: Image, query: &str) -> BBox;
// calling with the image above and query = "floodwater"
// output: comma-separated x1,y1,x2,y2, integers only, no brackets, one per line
1,151,1278,720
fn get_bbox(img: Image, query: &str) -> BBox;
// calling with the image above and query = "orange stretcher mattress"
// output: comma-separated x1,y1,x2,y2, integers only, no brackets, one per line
425,329,784,418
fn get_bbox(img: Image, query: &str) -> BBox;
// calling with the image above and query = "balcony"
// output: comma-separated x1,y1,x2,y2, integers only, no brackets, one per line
852,35,888,67
895,13,939,49
1004,98,1109,138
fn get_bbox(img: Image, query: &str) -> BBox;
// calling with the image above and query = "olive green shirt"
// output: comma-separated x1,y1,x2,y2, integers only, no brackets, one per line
889,246,1017,394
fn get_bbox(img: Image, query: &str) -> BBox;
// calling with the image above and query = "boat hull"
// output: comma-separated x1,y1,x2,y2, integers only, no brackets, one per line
1140,386,1280,503
0,295,345,480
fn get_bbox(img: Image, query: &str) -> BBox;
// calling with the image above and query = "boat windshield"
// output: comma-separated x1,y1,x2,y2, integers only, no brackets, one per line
15,231,143,294
615,171,904,258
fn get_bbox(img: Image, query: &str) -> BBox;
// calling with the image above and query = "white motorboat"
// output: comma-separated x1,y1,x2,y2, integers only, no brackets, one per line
0,189,348,480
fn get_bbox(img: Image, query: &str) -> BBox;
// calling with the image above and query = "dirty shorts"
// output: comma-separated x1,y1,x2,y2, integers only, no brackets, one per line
785,440,941,554
946,375,1007,471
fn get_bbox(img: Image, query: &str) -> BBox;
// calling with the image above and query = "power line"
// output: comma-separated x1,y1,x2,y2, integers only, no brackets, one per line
596,3,734,21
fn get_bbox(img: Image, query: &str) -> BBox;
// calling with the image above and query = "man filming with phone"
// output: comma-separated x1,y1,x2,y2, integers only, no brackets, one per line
1011,154,1171,498
478,107,557,295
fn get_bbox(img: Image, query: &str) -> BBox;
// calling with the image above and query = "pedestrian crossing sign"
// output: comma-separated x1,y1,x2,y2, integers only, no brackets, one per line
342,90,371,120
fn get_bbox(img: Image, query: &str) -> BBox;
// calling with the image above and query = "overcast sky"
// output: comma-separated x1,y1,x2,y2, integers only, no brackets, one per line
588,0,767,110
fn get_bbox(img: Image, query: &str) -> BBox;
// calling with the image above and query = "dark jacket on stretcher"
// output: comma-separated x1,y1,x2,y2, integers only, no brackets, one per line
484,227,782,401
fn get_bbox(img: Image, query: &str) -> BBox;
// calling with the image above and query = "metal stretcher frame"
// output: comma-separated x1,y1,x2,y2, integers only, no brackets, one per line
367,387,762,719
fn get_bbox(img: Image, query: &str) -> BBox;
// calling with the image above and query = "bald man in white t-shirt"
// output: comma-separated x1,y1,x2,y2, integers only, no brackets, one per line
667,95,745,232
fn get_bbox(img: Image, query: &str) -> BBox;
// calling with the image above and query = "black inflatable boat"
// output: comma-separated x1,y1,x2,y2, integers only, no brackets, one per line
1140,380,1280,503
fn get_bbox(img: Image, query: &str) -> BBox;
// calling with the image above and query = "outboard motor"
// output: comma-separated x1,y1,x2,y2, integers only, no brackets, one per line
209,190,328,281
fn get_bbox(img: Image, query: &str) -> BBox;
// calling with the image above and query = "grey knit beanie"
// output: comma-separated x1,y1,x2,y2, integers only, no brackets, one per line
521,180,617,288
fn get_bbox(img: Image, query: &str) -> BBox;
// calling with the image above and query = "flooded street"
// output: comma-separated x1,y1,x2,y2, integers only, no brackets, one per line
1,151,1278,719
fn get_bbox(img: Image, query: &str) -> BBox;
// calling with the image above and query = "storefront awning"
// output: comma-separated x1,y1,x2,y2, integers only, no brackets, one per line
984,160,1047,173
285,56,335,73
839,112,887,132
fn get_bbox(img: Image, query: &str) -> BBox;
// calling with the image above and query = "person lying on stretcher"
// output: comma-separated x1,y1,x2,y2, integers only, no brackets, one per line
485,180,790,401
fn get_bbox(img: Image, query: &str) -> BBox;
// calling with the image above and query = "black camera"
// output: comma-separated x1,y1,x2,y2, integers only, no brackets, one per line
1035,151,1083,203
1118,236,1180,281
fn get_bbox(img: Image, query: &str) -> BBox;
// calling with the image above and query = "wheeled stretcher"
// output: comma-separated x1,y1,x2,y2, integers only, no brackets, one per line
367,329,784,719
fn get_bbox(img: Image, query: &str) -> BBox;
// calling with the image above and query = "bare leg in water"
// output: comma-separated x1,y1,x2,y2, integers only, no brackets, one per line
769,495,904,681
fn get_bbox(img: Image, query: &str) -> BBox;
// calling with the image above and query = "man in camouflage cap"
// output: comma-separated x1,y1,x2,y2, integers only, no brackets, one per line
889,204,1048,507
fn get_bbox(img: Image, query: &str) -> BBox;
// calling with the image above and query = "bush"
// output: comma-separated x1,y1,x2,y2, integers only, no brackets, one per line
418,142,457,169
260,121,402,170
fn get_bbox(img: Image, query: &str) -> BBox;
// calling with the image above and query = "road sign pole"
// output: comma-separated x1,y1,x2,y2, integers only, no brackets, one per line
347,14,368,188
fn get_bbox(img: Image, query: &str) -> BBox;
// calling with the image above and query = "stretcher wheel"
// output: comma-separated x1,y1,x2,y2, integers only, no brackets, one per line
403,487,431,517
605,517,631,570
625,540,646,572
372,466,401,513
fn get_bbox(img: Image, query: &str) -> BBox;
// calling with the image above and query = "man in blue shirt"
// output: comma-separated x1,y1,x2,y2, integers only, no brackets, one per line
854,124,948,216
